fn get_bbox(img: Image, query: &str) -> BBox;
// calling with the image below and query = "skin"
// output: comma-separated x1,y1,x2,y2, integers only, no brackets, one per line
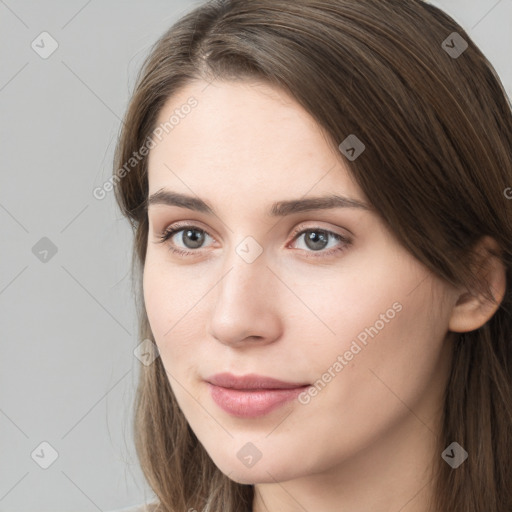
143,79,506,512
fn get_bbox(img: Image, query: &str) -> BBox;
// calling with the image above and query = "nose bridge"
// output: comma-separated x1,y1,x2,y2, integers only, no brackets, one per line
220,235,269,303
208,235,281,345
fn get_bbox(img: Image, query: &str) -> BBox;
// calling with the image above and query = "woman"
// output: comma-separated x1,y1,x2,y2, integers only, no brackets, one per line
112,0,512,510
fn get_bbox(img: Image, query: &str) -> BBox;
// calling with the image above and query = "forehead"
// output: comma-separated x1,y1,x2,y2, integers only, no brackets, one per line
147,79,366,206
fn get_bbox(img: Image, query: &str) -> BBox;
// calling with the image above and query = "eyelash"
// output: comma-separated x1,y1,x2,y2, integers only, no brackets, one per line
156,222,352,259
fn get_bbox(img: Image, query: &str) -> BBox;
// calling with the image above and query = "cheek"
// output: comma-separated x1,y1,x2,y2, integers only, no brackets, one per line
143,261,181,366
299,251,450,410
143,265,201,411
142,263,167,339
309,274,450,432
272,280,451,476
284,256,407,356
142,260,205,370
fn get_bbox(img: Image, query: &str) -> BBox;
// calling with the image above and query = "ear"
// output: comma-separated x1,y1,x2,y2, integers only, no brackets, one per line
448,236,507,333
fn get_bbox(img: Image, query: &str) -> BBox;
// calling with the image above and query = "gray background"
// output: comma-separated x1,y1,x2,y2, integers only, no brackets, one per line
0,1,510,511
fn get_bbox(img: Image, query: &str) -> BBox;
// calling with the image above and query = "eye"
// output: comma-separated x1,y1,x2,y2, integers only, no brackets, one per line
155,222,351,259
288,224,351,258
156,223,215,257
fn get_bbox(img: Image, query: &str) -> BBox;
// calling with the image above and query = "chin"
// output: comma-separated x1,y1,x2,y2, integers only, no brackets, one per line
221,467,280,485
209,451,300,485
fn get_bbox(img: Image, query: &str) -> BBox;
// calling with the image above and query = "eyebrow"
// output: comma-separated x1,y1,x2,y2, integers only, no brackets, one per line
147,189,372,216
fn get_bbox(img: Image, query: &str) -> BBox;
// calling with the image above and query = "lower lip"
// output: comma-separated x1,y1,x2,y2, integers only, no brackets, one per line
207,383,309,418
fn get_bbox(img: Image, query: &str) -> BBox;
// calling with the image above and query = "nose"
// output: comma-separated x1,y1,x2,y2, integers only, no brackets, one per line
207,246,283,347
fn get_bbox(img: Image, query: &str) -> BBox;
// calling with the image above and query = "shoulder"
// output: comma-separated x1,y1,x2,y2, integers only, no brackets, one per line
107,502,160,512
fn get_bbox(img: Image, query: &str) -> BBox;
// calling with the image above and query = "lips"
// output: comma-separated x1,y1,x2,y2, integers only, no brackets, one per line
206,372,309,390
205,372,310,418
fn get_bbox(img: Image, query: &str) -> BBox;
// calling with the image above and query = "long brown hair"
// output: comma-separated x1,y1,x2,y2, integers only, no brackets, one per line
113,1,512,510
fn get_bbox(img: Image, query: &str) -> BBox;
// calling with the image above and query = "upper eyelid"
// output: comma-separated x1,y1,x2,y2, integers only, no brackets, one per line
149,208,356,229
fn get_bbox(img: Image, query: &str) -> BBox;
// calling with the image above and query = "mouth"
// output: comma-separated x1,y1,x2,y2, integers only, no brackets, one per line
205,372,311,418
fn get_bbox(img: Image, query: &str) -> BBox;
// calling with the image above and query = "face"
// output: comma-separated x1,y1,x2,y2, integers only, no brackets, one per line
143,79,457,484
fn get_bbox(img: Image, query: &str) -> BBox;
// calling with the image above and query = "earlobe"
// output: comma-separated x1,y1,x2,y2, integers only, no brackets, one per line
448,236,507,333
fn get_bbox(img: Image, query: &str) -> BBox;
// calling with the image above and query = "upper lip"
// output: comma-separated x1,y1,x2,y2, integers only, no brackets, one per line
206,372,310,390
